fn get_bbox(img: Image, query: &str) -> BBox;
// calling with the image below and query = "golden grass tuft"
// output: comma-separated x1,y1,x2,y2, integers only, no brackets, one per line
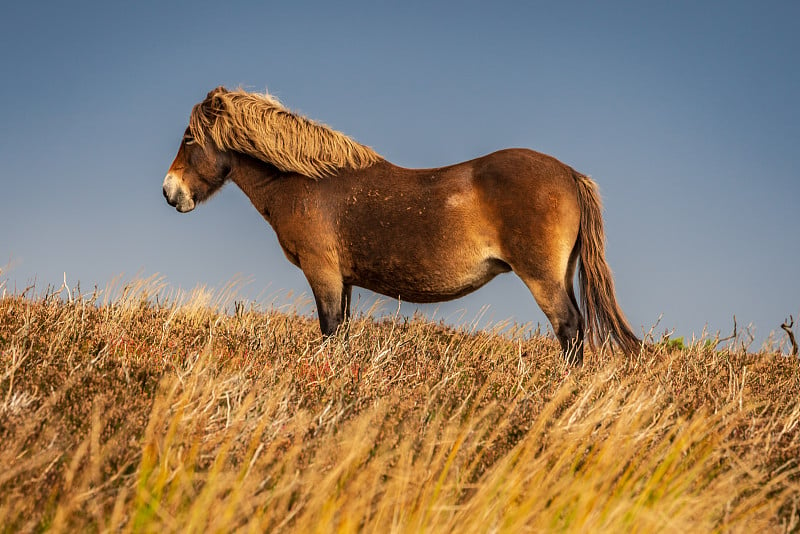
1,278,799,532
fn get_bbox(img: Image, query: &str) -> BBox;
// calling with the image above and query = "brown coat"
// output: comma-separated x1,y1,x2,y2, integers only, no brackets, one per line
163,87,639,363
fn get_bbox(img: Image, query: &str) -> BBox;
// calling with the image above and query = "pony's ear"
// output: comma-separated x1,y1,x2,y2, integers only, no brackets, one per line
207,86,228,98
202,86,228,116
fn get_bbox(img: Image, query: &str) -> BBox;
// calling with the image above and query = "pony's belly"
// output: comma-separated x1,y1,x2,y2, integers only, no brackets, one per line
353,256,511,303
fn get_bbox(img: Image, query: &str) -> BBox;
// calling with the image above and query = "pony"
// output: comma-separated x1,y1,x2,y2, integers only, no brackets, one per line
163,87,640,363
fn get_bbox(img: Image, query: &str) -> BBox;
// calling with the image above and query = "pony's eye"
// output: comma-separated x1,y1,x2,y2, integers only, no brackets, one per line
183,135,196,145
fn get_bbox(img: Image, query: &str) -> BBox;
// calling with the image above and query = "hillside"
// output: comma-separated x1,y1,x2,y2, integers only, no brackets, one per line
1,279,799,532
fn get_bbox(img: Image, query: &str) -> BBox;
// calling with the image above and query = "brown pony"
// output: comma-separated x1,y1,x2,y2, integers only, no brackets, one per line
163,87,639,363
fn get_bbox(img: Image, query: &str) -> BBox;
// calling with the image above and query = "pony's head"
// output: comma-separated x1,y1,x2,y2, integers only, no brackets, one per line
162,88,232,213
163,86,384,212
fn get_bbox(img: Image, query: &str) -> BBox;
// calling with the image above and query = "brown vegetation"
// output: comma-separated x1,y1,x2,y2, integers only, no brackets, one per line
1,277,799,532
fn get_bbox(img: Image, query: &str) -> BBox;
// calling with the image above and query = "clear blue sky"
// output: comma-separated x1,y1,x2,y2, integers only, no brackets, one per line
1,1,798,348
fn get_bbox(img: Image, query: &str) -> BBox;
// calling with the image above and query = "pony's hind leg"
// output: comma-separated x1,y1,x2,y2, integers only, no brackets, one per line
521,276,584,364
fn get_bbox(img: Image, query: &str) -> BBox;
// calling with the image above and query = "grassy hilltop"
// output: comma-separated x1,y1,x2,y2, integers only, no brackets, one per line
1,277,799,532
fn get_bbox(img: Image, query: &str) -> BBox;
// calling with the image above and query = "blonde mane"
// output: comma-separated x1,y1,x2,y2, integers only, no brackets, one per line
189,87,384,179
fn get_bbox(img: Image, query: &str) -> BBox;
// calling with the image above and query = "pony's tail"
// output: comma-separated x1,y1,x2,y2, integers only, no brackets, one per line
574,172,640,354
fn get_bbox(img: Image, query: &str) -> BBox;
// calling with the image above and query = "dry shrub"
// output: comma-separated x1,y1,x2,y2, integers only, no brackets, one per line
1,279,799,532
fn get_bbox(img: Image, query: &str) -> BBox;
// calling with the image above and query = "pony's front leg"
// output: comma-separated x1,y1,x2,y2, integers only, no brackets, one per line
304,268,347,338
341,284,352,323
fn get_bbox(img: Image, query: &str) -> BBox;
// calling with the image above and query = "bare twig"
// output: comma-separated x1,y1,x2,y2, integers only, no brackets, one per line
715,315,738,348
781,316,798,357
740,322,756,353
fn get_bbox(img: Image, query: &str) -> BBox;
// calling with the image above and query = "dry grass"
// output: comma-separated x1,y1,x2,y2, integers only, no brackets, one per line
1,277,799,532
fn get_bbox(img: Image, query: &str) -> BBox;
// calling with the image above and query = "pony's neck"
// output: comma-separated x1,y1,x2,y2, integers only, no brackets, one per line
228,152,286,221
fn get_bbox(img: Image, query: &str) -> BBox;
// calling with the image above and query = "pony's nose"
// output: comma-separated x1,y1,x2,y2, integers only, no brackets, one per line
162,173,195,212
163,185,177,206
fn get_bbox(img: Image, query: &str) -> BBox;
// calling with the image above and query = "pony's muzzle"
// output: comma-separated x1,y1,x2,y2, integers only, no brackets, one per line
162,173,195,213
